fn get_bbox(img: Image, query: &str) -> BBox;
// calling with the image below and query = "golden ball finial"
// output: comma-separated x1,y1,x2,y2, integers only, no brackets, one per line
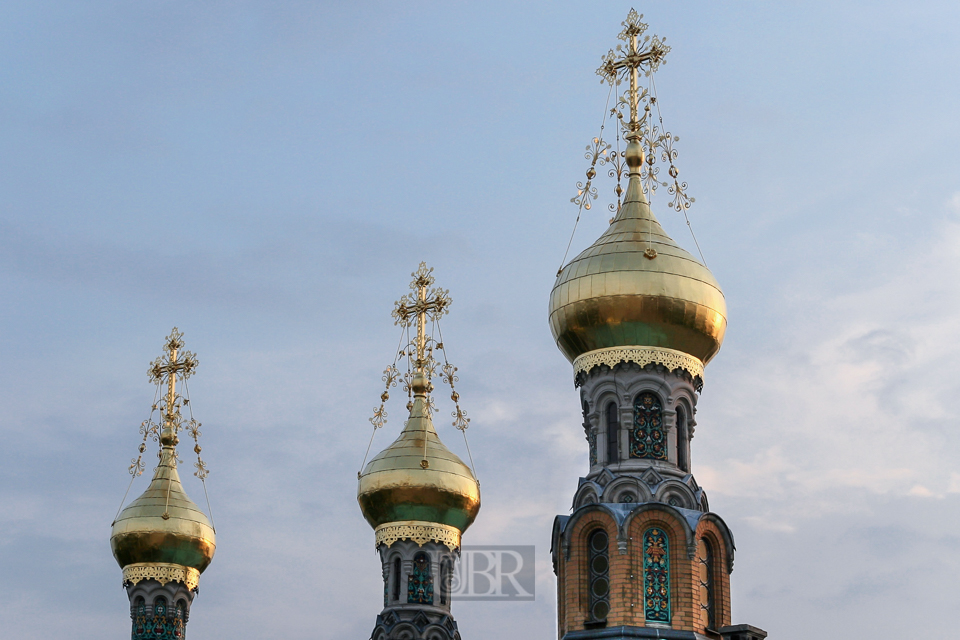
410,373,431,395
624,138,645,169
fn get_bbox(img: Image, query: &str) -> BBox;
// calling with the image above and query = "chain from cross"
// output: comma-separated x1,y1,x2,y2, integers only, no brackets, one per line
392,263,451,374
147,327,198,427
596,9,670,135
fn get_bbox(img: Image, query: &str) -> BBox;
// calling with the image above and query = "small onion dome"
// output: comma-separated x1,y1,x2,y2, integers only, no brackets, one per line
358,374,480,533
549,154,726,365
111,429,216,575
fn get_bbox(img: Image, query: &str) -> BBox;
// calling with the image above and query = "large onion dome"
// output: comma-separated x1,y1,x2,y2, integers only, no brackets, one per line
549,155,726,368
110,428,216,585
358,374,480,534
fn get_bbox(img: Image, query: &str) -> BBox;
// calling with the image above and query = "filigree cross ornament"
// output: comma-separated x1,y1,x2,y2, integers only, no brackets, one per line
147,328,198,387
147,327,198,428
129,328,210,481
392,262,452,373
366,264,472,434
594,9,693,213
596,9,670,134
558,9,703,276
360,263,478,479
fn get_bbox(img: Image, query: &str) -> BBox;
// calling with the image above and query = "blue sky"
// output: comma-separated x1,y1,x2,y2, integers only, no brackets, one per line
3,2,960,638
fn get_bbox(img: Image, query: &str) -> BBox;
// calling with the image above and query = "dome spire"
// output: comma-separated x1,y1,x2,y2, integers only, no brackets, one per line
550,9,726,389
597,8,669,140
359,263,479,548
358,264,481,640
111,328,215,584
151,329,199,496
110,328,216,640
392,262,452,403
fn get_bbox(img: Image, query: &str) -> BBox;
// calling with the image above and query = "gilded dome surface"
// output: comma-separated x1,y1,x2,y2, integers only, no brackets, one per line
358,379,480,533
110,447,216,573
549,174,726,365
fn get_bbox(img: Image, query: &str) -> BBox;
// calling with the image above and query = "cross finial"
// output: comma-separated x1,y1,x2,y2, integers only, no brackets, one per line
597,9,670,137
392,263,452,374
147,327,198,440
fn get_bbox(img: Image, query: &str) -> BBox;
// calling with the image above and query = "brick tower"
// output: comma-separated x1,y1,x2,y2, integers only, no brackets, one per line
547,11,767,640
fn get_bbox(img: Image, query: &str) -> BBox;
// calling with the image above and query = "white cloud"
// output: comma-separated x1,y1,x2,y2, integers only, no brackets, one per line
946,472,960,493
700,215,960,526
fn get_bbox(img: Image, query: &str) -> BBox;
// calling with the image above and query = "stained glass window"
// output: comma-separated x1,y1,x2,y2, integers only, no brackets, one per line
698,538,716,630
132,597,146,640
587,528,610,621
408,552,434,604
643,527,670,623
631,393,666,460
153,598,168,638
173,601,185,639
130,595,187,640
606,402,619,464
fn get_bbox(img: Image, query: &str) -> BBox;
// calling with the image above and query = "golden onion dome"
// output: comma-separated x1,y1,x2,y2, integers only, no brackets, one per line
110,429,216,574
358,374,480,533
549,147,726,366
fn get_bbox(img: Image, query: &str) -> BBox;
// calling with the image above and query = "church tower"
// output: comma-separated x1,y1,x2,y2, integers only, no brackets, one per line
549,12,766,640
110,328,216,639
358,263,481,640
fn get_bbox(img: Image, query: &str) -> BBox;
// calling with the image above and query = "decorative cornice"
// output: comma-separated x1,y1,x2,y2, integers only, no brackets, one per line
375,521,461,552
573,346,704,389
122,563,200,591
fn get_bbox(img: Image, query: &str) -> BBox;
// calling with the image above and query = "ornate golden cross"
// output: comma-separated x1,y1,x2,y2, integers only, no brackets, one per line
392,263,451,374
597,9,670,134
148,328,198,429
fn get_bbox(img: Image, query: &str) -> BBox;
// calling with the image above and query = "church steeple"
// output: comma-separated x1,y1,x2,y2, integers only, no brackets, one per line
358,263,480,640
549,12,766,640
110,328,216,640
549,9,725,377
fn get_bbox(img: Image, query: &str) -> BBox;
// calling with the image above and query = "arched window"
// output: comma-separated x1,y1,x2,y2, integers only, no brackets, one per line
643,527,671,623
173,600,186,639
605,402,619,464
392,557,401,602
132,597,147,640
631,393,666,460
439,558,451,605
408,552,434,604
152,597,169,638
698,537,716,630
587,528,610,621
676,405,689,472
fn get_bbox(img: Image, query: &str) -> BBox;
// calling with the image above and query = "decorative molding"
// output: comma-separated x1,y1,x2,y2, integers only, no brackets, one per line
573,346,704,388
375,521,461,552
122,563,200,591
